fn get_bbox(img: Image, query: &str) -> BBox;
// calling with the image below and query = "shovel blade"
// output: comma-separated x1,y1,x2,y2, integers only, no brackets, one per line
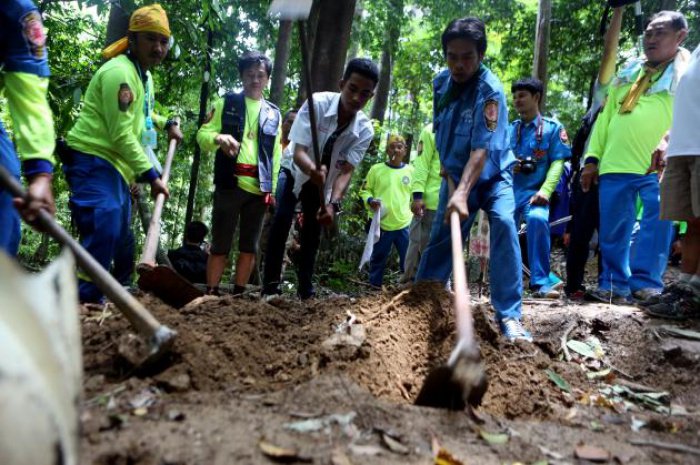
415,357,488,410
268,0,313,20
137,265,203,309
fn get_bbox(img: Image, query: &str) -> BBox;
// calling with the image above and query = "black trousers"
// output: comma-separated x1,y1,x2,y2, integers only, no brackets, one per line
565,171,600,294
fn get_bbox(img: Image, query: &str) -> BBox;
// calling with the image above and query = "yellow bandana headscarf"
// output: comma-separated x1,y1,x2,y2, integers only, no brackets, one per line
102,4,171,60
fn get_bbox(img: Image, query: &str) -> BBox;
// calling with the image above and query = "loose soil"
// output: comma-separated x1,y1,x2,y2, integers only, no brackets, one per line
80,281,700,464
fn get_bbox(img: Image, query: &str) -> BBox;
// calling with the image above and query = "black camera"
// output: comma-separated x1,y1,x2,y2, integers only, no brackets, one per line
518,156,537,175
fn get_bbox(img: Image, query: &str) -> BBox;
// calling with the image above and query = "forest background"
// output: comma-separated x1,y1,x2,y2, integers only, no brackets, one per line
4,0,699,289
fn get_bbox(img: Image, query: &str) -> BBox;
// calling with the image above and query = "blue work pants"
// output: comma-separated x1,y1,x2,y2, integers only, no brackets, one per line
369,227,409,286
598,174,672,295
416,172,522,321
0,123,21,256
514,189,551,290
63,152,133,303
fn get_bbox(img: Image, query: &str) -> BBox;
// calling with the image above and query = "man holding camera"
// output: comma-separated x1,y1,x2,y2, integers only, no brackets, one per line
510,78,571,299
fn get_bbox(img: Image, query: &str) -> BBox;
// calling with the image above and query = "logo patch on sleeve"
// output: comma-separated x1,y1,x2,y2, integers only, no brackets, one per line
118,83,134,112
484,100,499,132
21,11,47,58
559,127,570,146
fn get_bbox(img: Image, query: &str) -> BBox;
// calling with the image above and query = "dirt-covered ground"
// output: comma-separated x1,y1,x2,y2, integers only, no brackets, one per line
78,277,700,465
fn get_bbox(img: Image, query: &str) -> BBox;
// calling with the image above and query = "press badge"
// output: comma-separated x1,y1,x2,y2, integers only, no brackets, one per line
141,116,158,149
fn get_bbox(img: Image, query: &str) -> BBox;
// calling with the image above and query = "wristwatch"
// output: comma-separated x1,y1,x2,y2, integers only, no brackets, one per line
164,119,179,131
330,200,342,214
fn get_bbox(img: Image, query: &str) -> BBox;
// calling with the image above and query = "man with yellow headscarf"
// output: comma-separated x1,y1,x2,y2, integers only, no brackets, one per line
62,4,183,303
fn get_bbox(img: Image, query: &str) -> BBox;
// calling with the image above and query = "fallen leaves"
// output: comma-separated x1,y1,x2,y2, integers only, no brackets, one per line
544,369,571,393
258,439,312,463
574,444,611,462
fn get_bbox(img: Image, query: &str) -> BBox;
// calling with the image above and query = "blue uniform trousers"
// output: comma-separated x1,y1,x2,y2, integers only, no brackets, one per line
369,227,409,286
262,167,297,295
514,189,551,290
0,123,21,256
598,174,672,296
416,172,522,321
63,152,133,303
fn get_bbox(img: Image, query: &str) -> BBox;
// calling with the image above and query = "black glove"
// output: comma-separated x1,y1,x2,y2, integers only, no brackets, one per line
608,0,638,7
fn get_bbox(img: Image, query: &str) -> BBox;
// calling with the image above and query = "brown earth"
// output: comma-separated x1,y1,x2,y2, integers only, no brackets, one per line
80,282,700,465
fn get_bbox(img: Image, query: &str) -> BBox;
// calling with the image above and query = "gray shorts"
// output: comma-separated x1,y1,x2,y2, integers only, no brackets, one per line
210,186,267,255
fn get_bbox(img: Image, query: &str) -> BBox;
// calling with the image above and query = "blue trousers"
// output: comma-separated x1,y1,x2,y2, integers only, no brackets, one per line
0,122,21,256
514,190,551,290
63,152,133,303
598,174,672,296
262,167,297,295
369,227,409,286
416,172,522,321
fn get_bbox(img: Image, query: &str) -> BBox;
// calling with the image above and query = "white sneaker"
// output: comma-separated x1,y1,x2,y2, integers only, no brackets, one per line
500,318,533,342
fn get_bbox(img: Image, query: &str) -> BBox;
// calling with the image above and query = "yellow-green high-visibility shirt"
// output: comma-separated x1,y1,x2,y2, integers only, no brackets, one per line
586,68,673,176
411,123,441,211
360,162,414,231
196,97,282,195
67,54,161,184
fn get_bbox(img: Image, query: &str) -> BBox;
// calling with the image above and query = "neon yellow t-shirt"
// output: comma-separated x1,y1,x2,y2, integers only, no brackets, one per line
360,162,414,231
586,69,673,176
67,54,157,184
196,96,282,195
411,123,441,211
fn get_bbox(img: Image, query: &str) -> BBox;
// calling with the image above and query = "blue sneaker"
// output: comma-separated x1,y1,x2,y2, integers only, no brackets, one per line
500,318,533,342
531,284,561,299
547,272,564,291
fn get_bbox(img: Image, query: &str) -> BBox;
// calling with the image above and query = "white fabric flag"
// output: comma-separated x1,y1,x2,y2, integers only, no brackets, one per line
359,208,382,270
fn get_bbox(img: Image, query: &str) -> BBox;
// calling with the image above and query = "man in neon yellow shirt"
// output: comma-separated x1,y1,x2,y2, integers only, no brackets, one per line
1,0,56,256
197,51,282,296
64,4,181,303
403,123,441,282
360,134,413,287
581,10,689,303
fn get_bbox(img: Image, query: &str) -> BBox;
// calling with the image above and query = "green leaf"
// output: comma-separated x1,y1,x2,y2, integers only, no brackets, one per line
567,340,598,359
545,369,571,393
478,429,509,445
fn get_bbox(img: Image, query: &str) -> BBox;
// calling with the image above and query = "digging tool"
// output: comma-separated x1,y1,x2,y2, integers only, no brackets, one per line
0,165,175,364
136,136,203,308
415,177,487,410
268,0,328,218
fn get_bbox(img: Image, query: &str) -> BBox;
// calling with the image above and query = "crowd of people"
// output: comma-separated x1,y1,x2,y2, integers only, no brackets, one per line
1,1,698,344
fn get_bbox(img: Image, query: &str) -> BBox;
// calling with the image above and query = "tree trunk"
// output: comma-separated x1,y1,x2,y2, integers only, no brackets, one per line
532,0,552,111
105,1,131,48
370,49,392,122
270,20,293,106
659,0,676,10
346,0,364,62
184,27,213,234
309,0,358,93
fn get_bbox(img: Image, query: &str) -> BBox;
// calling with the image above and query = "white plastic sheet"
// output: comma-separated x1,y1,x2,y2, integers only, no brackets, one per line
359,208,382,270
0,249,82,465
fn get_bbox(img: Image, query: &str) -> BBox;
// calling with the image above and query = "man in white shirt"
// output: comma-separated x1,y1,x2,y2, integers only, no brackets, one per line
646,43,700,319
262,58,379,299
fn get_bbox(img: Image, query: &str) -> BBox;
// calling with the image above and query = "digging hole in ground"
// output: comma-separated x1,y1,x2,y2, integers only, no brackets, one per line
81,284,581,420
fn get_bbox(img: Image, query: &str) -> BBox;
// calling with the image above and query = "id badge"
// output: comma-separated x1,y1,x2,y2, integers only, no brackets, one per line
141,127,158,149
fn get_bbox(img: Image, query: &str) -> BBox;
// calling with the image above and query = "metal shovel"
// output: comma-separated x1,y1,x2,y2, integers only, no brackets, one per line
414,177,488,410
136,137,203,308
0,165,176,364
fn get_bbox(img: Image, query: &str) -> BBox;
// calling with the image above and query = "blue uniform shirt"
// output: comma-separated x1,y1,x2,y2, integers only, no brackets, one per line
0,0,50,77
433,66,515,186
509,114,571,194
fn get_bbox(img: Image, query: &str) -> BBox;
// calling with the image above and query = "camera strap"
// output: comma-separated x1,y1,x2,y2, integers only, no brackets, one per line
516,115,545,158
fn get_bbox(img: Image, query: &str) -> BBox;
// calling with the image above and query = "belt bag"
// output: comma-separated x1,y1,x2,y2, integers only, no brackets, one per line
234,163,258,178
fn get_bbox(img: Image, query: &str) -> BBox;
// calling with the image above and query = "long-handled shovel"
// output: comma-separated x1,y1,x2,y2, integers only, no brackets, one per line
136,137,203,308
0,165,175,364
415,177,488,410
268,0,326,214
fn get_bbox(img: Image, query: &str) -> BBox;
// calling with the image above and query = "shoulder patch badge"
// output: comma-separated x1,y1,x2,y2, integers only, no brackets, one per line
118,83,134,112
21,11,47,59
484,100,499,132
559,127,570,146
402,175,410,185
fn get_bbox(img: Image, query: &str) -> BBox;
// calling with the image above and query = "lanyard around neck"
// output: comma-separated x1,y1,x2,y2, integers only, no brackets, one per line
516,115,543,151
